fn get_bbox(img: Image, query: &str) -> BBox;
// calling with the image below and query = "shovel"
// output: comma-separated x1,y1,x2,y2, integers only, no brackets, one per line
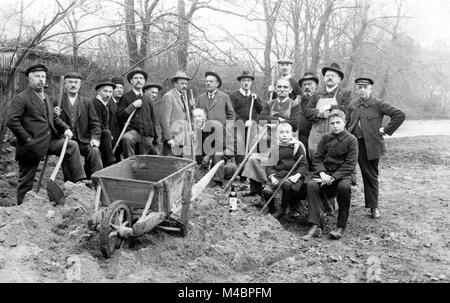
47,136,69,205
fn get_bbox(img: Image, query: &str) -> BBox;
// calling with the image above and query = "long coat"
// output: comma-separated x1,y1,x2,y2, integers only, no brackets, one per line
117,90,158,140
160,88,190,144
58,94,101,144
346,95,406,161
196,90,236,126
92,97,120,143
7,87,69,162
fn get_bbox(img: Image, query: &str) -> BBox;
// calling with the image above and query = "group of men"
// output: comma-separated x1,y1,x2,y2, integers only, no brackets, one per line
7,57,405,240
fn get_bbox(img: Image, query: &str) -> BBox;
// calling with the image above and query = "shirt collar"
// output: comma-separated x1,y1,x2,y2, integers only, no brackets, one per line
357,95,373,107
133,88,143,97
208,89,218,97
96,95,109,106
277,96,290,103
239,88,251,97
325,85,338,93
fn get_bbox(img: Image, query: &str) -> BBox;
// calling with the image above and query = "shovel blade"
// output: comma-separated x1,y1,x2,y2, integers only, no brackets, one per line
47,180,66,205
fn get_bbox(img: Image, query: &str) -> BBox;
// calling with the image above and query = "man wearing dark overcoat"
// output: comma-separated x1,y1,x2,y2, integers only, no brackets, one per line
54,72,103,179
229,71,263,166
92,79,119,166
298,71,320,169
7,64,86,205
302,109,358,240
117,68,158,158
346,77,406,219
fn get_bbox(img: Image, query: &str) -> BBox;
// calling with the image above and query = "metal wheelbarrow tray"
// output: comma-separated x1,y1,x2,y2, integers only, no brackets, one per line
89,155,196,258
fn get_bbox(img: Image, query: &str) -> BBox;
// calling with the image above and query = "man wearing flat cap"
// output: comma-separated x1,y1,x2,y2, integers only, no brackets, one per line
302,108,358,240
229,71,263,166
304,62,352,158
160,71,192,157
7,64,86,205
92,79,120,166
269,57,302,101
111,77,124,104
54,72,103,179
346,76,405,219
196,71,236,127
117,68,158,158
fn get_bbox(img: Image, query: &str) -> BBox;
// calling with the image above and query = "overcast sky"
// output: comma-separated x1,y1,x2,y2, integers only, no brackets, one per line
1,0,449,50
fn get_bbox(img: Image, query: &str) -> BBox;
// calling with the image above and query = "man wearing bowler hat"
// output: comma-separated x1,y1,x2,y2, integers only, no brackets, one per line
160,71,192,157
92,79,120,166
196,71,235,127
54,71,103,179
229,71,263,166
304,62,352,157
298,71,320,169
117,68,158,158
346,76,405,219
143,82,163,153
7,64,86,204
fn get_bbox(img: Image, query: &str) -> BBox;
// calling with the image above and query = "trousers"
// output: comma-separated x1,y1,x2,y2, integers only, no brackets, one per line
306,178,352,228
358,139,379,208
121,129,157,159
17,138,86,205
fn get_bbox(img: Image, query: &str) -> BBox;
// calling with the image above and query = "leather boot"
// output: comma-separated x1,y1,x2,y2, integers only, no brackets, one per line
302,225,322,241
329,227,345,239
371,208,380,219
273,207,287,219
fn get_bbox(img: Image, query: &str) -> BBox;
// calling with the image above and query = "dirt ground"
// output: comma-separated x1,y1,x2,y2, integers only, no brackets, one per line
0,135,449,283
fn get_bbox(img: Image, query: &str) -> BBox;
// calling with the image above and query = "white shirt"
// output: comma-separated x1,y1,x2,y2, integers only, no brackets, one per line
68,95,78,106
326,85,338,93
239,88,251,97
207,89,218,99
277,96,290,103
133,88,143,97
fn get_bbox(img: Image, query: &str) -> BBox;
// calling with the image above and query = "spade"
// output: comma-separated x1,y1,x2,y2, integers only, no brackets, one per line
47,136,69,205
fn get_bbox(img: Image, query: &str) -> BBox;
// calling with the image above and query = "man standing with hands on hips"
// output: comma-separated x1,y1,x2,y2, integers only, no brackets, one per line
346,76,405,219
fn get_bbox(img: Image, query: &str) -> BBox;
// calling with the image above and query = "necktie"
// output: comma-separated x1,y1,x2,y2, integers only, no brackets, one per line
180,94,186,111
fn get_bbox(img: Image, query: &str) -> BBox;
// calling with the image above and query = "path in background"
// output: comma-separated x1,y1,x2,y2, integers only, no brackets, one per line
389,119,450,138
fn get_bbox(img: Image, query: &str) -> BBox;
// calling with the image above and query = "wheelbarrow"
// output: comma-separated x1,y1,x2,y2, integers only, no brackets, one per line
88,155,223,258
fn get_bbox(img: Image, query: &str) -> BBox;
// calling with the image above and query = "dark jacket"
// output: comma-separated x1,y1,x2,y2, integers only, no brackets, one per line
58,94,101,144
92,97,120,142
304,86,351,122
346,95,406,161
312,130,358,182
117,90,158,140
7,87,69,162
229,90,263,122
257,98,301,132
298,94,317,136
265,138,309,179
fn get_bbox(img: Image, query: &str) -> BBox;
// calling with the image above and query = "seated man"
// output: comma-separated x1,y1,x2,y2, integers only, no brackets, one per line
55,72,103,179
302,109,358,240
193,108,234,187
117,68,158,158
263,121,308,218
92,79,119,166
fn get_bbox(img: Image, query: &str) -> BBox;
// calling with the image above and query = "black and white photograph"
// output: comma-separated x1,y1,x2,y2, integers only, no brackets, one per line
0,0,449,289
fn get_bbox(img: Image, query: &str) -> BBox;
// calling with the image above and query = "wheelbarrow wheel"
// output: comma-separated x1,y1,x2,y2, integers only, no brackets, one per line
99,200,132,258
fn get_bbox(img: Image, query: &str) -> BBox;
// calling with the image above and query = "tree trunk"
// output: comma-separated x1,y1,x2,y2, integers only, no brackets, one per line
309,0,334,72
125,0,140,67
177,0,189,72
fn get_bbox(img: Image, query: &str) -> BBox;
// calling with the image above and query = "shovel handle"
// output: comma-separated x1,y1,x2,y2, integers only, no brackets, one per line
113,108,136,153
35,154,49,192
50,136,69,181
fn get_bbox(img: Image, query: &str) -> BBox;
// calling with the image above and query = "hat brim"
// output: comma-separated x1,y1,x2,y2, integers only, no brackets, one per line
355,78,374,85
237,76,255,81
171,76,191,83
95,83,116,90
143,84,162,91
24,64,48,77
127,70,148,83
322,67,344,80
299,77,319,87
205,71,222,88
